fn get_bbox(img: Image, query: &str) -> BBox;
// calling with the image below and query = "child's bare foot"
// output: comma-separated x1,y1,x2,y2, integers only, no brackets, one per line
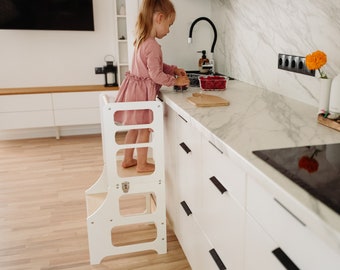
136,163,155,173
121,159,137,168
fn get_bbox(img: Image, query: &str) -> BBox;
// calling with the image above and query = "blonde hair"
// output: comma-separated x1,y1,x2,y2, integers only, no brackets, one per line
134,0,175,48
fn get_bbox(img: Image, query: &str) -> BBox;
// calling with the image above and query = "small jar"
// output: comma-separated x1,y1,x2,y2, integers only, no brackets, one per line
119,4,126,15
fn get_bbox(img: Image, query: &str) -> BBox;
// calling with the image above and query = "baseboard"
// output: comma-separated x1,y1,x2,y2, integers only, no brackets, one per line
0,124,101,140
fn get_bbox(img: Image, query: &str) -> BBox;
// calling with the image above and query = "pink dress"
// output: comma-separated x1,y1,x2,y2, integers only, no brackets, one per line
115,37,177,125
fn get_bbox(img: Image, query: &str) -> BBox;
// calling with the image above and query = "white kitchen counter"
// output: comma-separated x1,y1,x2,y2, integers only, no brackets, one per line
160,80,340,244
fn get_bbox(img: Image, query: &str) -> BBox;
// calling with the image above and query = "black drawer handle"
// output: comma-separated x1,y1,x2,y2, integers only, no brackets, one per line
209,141,223,154
179,142,191,154
274,198,306,227
272,248,300,270
178,114,188,123
209,249,226,270
180,201,192,216
209,176,227,194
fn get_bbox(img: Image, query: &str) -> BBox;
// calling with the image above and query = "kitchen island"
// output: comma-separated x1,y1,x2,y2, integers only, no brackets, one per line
160,80,340,269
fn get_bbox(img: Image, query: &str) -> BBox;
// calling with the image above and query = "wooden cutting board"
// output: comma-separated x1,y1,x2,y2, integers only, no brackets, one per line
187,93,230,107
317,114,340,132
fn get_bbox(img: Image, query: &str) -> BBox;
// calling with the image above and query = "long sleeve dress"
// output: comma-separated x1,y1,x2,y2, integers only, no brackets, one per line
114,37,177,125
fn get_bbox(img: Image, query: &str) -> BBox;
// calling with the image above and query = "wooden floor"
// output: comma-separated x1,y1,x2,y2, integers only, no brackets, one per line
0,134,190,270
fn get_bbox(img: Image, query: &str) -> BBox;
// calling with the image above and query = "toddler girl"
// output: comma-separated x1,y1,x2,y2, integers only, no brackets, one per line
115,0,189,173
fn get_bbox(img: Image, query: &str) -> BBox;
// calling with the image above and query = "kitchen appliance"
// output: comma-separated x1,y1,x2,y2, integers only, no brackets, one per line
253,143,340,214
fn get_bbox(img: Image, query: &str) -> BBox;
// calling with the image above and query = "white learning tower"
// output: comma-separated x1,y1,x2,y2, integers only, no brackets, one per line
85,92,166,264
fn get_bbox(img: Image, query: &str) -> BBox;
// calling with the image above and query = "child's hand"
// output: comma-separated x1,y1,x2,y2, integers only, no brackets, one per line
175,76,190,86
174,68,187,77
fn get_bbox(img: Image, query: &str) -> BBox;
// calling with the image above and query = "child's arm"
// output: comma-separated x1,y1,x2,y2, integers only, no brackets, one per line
145,41,188,87
163,64,186,77
162,63,176,75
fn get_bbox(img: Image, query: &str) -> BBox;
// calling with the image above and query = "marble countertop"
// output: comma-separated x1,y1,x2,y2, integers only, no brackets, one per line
160,80,340,243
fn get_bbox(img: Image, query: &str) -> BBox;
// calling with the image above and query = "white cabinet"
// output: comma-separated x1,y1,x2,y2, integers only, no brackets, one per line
0,89,116,138
164,104,244,270
164,104,202,244
245,213,287,270
175,111,201,216
246,175,340,270
0,94,54,129
200,138,246,207
175,122,229,270
52,91,102,126
164,101,340,270
178,200,220,270
164,103,179,227
164,104,206,268
195,138,246,270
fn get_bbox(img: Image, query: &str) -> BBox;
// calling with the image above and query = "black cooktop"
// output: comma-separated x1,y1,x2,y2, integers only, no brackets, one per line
253,143,340,214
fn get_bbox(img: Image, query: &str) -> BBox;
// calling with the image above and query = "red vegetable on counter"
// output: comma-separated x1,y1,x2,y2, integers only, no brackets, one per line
199,76,227,90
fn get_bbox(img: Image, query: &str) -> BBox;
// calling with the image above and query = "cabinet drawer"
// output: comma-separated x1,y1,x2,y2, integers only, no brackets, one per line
245,213,287,270
176,141,201,213
202,138,246,206
0,111,54,129
196,167,245,270
52,91,102,109
176,113,202,213
178,200,227,270
54,108,100,126
247,176,340,269
175,112,193,143
164,105,179,228
0,94,52,112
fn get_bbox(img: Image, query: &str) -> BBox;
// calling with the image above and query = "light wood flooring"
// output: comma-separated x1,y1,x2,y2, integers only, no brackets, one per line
0,134,190,270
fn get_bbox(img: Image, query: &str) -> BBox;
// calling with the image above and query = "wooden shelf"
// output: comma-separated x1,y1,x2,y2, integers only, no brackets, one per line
0,84,119,95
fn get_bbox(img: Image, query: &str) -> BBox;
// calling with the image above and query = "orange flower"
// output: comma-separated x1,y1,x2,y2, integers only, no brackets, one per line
305,50,328,79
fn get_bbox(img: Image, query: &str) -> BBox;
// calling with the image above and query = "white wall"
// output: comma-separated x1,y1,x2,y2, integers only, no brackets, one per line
159,0,213,71
0,0,116,88
125,0,213,72
212,0,340,107
1,0,213,89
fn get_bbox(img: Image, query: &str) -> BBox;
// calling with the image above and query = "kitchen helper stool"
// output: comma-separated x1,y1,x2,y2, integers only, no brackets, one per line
85,92,166,265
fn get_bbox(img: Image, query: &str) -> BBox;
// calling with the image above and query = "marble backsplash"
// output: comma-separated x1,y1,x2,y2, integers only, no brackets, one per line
211,0,340,108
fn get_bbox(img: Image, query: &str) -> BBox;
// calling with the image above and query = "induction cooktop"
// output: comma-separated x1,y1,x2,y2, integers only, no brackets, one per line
253,143,340,214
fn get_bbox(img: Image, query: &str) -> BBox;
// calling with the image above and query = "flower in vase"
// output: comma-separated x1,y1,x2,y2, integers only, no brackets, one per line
305,50,328,79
